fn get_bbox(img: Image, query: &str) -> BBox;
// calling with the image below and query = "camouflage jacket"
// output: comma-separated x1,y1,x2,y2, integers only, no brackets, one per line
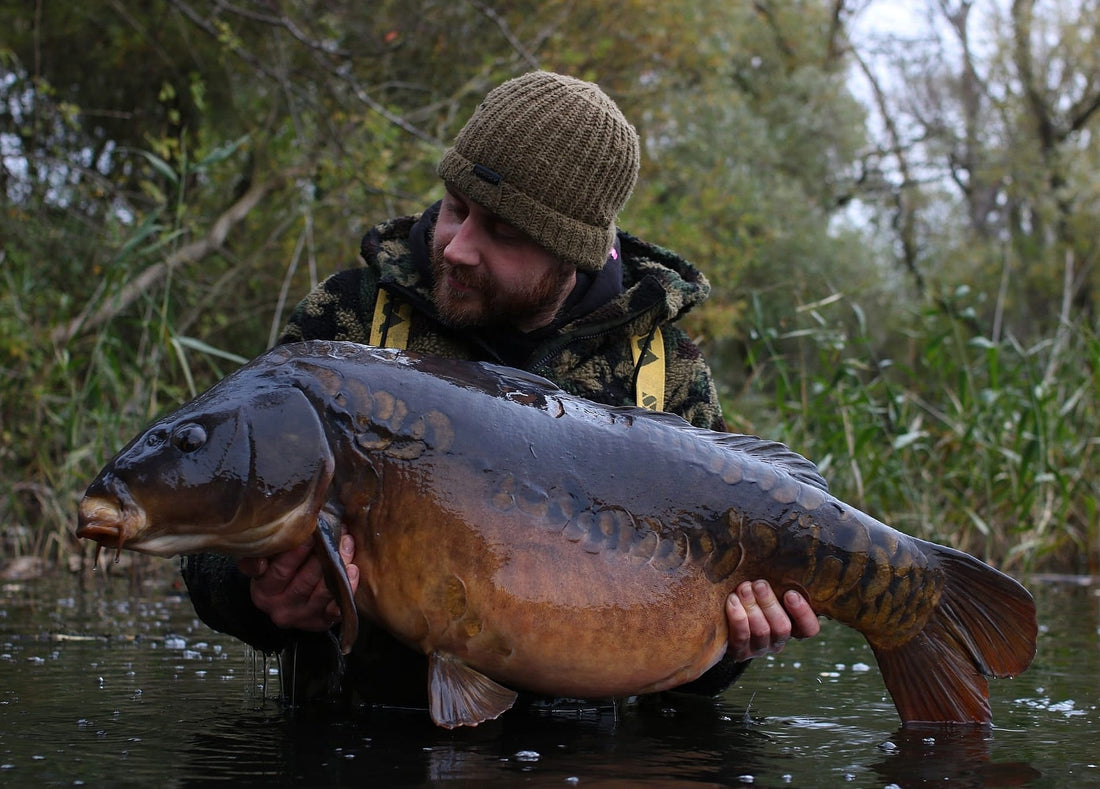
183,207,745,708
279,205,726,431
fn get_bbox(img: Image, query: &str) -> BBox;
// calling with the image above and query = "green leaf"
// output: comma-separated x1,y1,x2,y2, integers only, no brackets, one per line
138,150,180,185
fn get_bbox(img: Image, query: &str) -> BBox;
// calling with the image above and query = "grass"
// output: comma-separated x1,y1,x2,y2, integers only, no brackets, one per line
733,289,1099,574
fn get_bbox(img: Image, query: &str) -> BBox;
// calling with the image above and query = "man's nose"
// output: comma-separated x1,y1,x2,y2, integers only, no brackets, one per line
443,218,481,267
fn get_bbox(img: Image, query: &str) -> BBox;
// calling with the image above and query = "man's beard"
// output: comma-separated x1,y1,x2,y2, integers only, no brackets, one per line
429,244,574,330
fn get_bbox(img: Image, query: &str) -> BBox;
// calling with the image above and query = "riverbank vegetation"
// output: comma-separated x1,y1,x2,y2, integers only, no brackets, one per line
2,0,1097,574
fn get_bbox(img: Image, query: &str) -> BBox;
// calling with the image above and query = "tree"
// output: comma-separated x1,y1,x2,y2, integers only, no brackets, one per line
850,0,1100,338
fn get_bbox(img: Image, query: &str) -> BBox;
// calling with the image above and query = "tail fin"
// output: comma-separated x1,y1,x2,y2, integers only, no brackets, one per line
870,545,1037,725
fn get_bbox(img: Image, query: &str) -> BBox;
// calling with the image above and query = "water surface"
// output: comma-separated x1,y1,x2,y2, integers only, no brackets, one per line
1,570,1096,787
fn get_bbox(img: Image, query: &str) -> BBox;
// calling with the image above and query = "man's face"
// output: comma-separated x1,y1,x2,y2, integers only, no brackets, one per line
430,188,576,333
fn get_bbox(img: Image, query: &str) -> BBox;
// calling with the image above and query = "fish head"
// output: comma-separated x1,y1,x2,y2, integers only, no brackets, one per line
77,381,335,559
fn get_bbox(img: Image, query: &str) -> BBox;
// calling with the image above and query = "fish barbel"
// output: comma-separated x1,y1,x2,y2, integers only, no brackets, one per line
76,341,1037,728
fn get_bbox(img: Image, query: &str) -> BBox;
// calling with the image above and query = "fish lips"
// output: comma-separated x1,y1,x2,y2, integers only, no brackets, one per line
76,475,152,554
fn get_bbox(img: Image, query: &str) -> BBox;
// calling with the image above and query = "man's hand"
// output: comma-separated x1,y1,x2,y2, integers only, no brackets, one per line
238,534,360,632
725,580,819,662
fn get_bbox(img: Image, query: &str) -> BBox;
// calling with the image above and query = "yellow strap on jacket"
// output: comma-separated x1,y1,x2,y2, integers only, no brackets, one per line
370,290,665,411
369,289,412,349
629,326,665,412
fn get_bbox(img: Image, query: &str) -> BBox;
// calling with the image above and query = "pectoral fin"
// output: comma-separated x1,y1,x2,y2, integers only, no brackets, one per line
312,517,359,654
428,652,518,728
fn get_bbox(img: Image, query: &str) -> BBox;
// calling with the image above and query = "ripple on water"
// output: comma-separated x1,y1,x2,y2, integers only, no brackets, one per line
0,572,1096,787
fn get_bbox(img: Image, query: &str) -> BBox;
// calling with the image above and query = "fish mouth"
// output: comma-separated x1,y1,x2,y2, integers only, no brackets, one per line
76,495,149,560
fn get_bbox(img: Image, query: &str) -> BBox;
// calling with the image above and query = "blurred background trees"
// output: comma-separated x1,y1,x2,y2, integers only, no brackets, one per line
2,0,1096,571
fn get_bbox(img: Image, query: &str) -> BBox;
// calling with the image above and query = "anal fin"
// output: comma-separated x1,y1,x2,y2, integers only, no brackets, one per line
428,652,518,728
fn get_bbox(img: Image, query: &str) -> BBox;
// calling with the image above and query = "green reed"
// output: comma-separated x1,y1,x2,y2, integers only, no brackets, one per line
737,290,1098,574
1,147,250,569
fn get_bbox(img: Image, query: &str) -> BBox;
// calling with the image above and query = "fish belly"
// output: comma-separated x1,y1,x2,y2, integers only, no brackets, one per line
353,482,733,699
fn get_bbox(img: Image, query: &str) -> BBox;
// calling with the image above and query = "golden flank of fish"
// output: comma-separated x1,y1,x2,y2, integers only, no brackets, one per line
77,341,1038,729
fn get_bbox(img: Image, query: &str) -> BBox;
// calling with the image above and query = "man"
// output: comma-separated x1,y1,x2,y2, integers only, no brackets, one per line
183,70,819,713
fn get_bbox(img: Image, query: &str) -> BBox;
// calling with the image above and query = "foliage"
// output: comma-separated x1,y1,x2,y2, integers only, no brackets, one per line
0,0,1097,574
737,287,1099,573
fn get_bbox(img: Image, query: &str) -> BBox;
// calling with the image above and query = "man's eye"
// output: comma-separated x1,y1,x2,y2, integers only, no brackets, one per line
492,223,522,241
442,193,467,216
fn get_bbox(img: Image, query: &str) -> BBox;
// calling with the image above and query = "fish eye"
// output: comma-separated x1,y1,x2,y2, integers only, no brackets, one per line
171,423,207,453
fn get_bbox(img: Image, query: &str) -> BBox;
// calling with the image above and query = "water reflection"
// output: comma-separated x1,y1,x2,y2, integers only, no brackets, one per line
0,572,1096,787
867,725,1042,788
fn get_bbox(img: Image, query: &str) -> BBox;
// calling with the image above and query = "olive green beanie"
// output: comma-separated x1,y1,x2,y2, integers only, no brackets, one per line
437,71,640,272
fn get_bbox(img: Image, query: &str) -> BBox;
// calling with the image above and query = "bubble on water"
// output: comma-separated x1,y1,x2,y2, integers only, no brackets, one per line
164,636,187,650
878,740,898,753
1016,696,1086,717
513,750,540,762
851,662,871,672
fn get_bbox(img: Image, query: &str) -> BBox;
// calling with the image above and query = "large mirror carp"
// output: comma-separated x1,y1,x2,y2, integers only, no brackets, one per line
77,341,1037,729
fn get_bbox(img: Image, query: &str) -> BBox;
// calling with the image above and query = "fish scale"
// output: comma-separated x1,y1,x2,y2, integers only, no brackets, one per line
76,340,1037,729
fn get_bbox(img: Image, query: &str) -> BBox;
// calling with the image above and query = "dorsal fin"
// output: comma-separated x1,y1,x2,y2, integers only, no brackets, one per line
709,432,831,493
621,407,831,494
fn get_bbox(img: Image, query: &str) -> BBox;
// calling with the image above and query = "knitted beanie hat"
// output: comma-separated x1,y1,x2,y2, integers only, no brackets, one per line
437,71,640,272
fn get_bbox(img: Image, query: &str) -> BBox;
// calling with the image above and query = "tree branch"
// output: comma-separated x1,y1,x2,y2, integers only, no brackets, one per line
52,173,295,345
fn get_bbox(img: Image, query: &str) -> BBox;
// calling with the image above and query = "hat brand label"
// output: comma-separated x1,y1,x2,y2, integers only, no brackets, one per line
472,164,502,186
